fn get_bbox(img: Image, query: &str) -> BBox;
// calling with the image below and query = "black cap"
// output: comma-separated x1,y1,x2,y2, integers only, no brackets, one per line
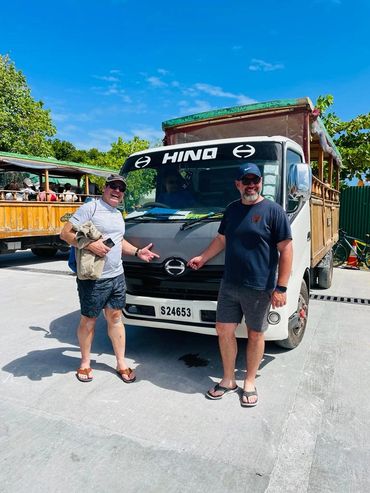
236,163,261,180
106,174,127,186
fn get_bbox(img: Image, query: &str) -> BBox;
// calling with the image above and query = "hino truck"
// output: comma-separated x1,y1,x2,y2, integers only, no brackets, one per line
120,97,341,348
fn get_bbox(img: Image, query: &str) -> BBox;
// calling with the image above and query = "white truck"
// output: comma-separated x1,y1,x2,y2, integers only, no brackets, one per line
120,97,341,348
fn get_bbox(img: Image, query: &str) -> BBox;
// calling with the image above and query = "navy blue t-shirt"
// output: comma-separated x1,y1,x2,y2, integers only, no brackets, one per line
218,199,292,290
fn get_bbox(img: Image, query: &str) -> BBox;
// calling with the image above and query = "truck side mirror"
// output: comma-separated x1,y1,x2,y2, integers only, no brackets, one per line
288,163,312,201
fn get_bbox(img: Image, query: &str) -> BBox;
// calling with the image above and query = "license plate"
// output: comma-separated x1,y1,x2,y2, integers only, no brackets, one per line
159,303,193,320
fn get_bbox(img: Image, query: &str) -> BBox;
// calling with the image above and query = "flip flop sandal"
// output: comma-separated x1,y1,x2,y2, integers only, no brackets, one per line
241,388,258,407
206,383,238,400
76,367,93,382
116,368,136,383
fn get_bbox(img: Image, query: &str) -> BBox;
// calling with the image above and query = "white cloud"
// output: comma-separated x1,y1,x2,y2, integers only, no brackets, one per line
74,128,131,151
193,83,256,105
92,83,132,102
93,75,120,82
52,112,70,123
147,76,167,87
178,99,213,114
157,68,169,75
249,58,284,72
130,126,163,142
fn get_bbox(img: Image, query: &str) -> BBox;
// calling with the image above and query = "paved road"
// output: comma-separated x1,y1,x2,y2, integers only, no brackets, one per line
1,252,370,492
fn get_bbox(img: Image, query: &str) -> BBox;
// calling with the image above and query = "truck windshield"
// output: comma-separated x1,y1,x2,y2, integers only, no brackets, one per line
123,141,282,221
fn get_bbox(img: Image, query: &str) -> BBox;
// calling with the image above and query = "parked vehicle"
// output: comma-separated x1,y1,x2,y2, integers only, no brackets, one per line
0,151,113,257
120,97,341,348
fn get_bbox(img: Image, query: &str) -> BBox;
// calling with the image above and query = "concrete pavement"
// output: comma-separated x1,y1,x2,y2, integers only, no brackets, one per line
1,253,370,492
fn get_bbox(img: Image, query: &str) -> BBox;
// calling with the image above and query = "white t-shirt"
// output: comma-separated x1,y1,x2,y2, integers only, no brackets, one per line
62,191,77,202
70,199,125,279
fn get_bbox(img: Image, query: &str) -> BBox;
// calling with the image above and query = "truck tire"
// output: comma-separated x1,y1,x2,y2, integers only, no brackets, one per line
31,247,58,258
317,266,332,288
275,280,309,350
316,251,333,289
310,267,318,288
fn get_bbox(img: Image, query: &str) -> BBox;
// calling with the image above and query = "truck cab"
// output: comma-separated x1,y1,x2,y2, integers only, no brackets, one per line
120,98,341,348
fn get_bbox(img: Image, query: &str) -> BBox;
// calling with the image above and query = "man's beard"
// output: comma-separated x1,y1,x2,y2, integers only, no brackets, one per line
242,191,260,203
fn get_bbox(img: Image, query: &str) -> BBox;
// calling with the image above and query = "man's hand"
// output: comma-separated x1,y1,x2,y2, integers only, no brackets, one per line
187,256,205,270
271,290,287,309
137,243,160,262
86,239,111,257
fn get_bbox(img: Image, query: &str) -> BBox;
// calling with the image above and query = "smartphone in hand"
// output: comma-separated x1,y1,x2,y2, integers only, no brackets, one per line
103,238,115,248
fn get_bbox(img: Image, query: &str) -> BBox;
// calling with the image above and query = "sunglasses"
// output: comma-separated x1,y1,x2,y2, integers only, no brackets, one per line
108,182,126,192
241,176,261,185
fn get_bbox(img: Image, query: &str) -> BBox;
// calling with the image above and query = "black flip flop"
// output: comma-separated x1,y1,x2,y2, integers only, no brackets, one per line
206,383,238,400
241,388,258,407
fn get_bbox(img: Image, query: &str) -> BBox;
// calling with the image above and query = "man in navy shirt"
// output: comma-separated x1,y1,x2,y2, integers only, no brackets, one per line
188,163,292,407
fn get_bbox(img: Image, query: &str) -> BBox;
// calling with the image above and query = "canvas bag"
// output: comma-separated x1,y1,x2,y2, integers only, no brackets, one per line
67,201,97,273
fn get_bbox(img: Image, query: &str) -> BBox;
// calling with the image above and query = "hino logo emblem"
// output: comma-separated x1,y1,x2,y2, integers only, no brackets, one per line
164,258,187,276
135,155,151,168
233,144,256,159
162,147,217,164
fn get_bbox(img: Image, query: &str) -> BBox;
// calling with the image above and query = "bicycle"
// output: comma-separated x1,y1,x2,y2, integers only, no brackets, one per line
332,229,370,268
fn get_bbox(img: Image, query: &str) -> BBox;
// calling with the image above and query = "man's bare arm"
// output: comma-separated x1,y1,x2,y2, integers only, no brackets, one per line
271,239,293,309
187,234,226,270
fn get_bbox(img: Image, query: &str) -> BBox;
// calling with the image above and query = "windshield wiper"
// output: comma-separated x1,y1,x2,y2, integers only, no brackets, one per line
180,211,224,231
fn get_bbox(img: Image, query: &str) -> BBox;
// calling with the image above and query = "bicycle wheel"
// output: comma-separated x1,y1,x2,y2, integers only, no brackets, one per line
332,243,347,267
364,251,370,269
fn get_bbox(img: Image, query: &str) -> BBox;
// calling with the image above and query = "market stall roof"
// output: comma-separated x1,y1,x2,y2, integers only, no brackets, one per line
0,151,114,178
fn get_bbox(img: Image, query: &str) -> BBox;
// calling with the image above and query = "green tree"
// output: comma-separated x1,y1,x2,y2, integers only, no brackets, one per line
50,139,77,161
106,136,153,210
316,95,370,183
0,54,56,156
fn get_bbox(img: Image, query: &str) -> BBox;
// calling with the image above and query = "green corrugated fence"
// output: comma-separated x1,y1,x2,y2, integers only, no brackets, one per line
339,187,370,242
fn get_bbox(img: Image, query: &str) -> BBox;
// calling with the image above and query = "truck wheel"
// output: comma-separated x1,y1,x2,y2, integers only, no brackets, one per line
310,267,318,288
275,280,309,350
317,266,332,288
31,247,58,258
316,251,333,289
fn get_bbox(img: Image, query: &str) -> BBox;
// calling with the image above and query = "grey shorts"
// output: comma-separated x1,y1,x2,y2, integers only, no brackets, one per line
76,273,126,318
216,281,272,332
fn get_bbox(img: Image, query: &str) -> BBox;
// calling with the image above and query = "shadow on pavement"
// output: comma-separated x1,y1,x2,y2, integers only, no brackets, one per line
2,309,278,394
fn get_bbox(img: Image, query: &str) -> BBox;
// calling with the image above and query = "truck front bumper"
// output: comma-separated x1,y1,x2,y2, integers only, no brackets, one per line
122,293,290,340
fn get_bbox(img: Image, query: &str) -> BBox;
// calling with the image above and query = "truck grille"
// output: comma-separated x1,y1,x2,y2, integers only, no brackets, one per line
124,263,223,301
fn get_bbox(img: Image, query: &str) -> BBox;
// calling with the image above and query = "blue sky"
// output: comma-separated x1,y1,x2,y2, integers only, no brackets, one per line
1,0,369,151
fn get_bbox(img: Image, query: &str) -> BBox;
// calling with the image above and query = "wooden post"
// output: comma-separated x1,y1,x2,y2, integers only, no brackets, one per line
45,169,49,190
328,156,333,188
335,165,340,191
318,149,324,182
85,175,89,195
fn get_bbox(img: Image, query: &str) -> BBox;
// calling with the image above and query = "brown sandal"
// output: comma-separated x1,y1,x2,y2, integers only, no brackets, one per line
76,367,93,382
116,367,136,383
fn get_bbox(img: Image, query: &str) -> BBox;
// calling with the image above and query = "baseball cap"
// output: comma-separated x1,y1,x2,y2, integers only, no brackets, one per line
106,174,127,186
236,163,261,180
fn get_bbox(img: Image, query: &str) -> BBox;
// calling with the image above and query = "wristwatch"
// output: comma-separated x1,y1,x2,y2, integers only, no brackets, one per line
275,285,287,293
